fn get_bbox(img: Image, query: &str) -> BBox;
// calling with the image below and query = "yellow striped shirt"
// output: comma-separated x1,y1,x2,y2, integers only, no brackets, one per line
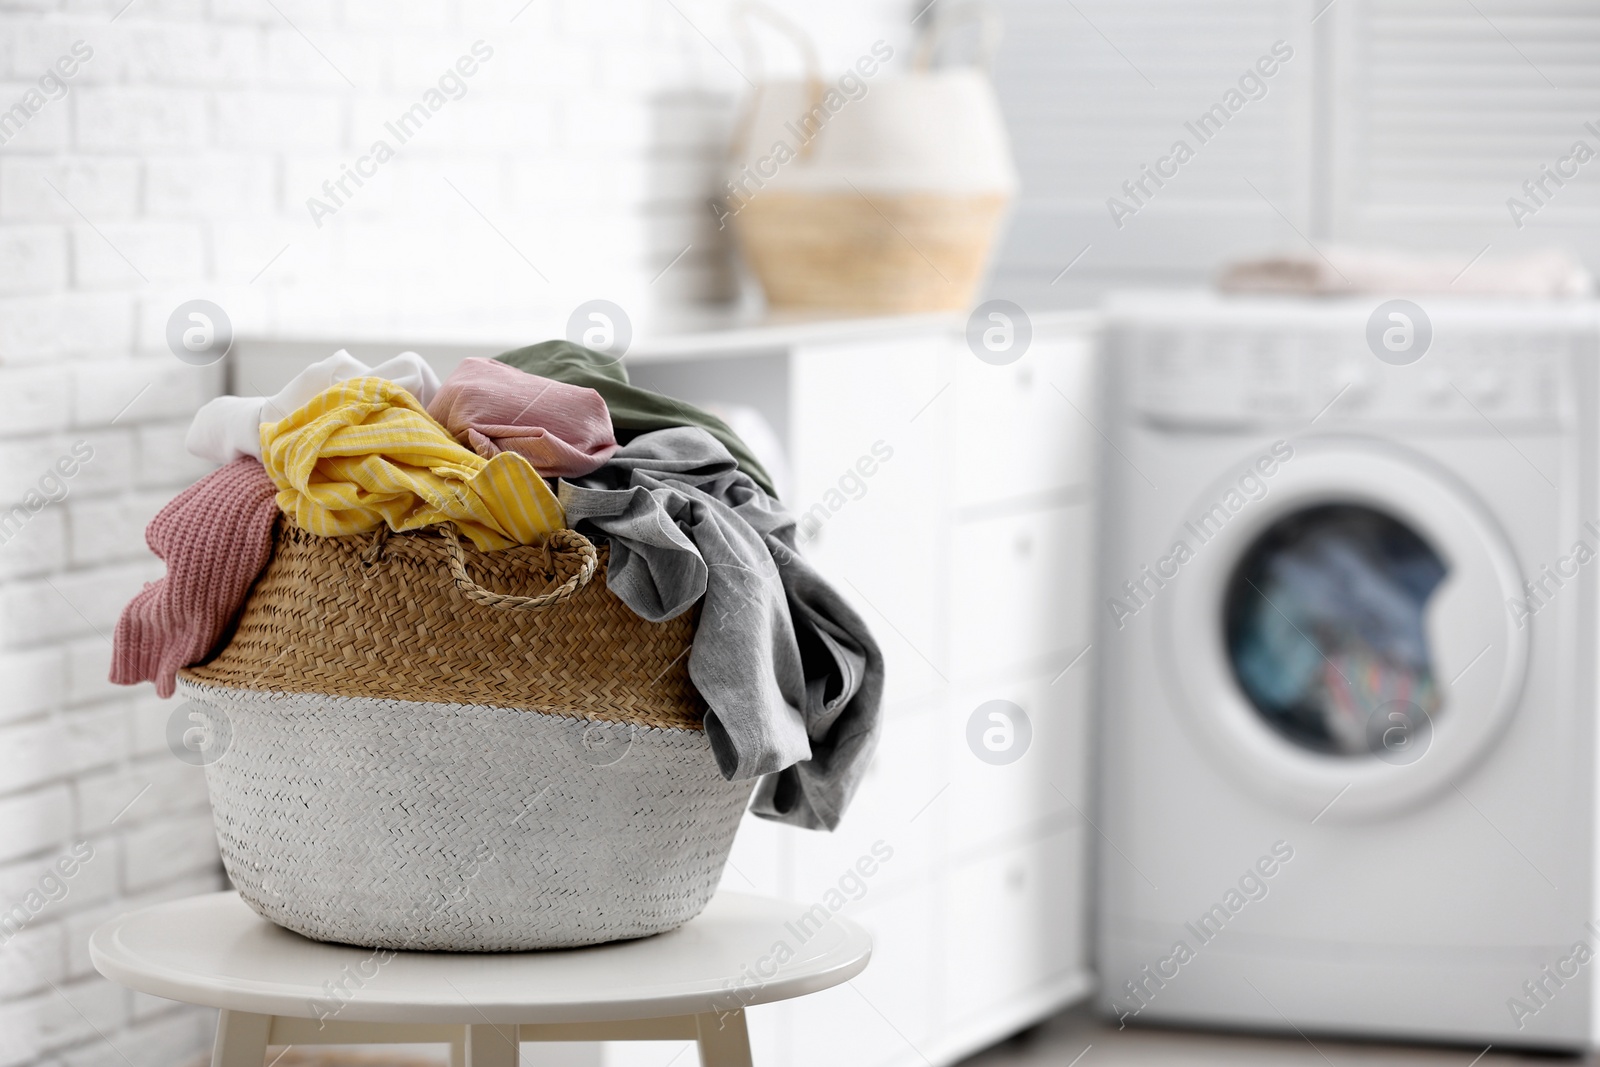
260,377,564,550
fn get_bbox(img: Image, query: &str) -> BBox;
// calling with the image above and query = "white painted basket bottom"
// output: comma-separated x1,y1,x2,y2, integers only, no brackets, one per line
177,679,754,951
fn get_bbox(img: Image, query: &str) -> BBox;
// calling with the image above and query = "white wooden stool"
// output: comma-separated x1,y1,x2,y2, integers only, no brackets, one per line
90,891,871,1067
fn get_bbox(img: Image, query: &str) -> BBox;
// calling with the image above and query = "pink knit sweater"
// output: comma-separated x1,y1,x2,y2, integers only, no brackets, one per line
111,458,280,697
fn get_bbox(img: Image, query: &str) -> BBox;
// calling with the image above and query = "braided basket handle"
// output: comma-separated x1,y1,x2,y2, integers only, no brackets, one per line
439,525,599,610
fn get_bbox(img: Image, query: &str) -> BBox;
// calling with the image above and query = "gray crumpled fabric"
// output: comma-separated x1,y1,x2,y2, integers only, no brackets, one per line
558,427,883,830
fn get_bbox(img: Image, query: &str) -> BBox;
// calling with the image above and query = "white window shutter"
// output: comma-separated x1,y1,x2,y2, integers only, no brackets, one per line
1326,0,1600,259
986,0,1315,303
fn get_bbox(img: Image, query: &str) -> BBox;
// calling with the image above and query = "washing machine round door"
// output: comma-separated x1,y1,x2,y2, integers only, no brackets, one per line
1158,437,1528,820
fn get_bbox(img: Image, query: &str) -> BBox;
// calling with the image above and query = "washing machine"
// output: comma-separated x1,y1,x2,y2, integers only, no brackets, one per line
1095,290,1600,1047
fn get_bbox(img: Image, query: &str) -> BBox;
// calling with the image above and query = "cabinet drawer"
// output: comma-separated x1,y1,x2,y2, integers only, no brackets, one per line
792,338,949,712
789,703,946,900
947,667,1091,854
949,502,1092,681
942,825,1091,1028
952,334,1096,508
804,517,943,715
783,886,939,1067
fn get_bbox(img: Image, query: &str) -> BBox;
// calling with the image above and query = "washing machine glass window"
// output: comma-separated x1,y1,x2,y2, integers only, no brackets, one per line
1156,438,1529,818
1223,504,1449,759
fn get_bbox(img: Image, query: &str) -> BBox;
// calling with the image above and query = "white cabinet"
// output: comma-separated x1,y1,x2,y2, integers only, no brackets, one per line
948,503,1093,684
946,670,1090,855
941,825,1093,1048
789,335,952,715
950,333,1096,510
617,313,1098,1067
786,886,944,1067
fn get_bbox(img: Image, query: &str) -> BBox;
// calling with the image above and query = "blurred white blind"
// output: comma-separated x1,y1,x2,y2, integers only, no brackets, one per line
1328,0,1600,255
984,0,1600,306
984,0,1314,305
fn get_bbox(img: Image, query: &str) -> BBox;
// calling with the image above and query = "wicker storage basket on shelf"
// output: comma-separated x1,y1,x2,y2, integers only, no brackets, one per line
176,521,752,952
725,4,1016,313
734,190,1009,313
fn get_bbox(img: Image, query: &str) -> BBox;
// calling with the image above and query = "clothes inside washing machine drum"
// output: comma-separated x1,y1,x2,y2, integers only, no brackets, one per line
1224,504,1449,757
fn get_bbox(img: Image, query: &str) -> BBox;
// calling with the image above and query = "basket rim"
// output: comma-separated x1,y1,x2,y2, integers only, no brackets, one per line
181,520,707,733
174,675,710,737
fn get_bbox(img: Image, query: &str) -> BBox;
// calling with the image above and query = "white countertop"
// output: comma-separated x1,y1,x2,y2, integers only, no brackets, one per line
231,306,1097,394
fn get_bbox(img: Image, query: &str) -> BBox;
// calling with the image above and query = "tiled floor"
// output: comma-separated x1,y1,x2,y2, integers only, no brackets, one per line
956,1005,1591,1066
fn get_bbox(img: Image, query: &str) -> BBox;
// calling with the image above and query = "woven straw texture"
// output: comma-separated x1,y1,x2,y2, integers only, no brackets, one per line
733,190,1008,312
178,679,754,951
183,522,705,731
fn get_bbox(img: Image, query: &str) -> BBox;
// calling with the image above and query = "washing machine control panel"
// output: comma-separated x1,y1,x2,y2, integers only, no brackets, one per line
1125,324,1580,429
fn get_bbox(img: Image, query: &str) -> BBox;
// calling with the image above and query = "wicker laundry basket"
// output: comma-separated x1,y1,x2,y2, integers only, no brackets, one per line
177,521,753,952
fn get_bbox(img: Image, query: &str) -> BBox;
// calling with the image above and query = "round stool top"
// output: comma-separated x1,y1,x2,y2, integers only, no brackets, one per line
90,891,871,1025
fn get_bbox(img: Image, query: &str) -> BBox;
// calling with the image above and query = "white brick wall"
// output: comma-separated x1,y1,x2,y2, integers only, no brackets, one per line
0,2,906,1065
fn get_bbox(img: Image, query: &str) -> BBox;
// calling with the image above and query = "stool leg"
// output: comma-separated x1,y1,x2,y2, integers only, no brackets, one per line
695,1010,753,1067
212,1010,272,1067
448,1031,467,1067
464,1023,519,1067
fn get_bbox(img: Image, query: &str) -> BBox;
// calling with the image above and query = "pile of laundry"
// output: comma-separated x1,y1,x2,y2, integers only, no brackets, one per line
110,341,882,831
1225,505,1446,756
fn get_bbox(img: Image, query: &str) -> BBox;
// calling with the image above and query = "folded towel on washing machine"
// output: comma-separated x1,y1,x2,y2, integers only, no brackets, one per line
1217,246,1592,299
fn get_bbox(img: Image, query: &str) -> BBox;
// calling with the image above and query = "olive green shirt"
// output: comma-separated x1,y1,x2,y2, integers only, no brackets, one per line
495,340,777,498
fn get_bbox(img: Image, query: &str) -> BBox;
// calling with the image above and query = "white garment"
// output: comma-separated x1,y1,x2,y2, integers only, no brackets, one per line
185,350,443,464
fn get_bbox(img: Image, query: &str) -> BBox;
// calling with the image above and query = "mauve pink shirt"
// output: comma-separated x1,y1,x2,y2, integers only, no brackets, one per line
426,357,617,478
